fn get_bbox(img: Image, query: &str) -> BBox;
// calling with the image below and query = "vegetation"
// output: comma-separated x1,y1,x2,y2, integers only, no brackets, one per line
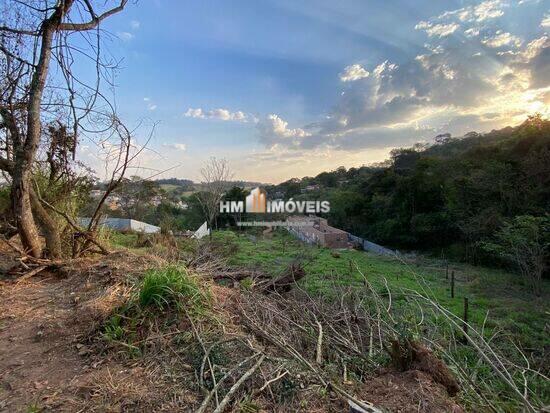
0,1,130,259
212,230,549,355
209,229,549,410
267,116,549,266
139,266,208,313
0,2,546,410
102,265,210,354
482,215,549,295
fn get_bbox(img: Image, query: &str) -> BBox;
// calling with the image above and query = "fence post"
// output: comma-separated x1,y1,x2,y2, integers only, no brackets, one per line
445,262,449,280
451,271,455,298
462,297,469,337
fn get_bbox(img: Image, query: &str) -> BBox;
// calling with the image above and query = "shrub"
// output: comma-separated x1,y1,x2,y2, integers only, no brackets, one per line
481,215,549,295
138,266,208,314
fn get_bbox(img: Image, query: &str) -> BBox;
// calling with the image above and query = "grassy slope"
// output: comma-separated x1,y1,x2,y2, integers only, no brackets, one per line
213,229,549,352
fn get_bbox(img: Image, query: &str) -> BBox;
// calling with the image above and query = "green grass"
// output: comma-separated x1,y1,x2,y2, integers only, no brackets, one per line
139,266,208,314
212,229,550,409
105,230,140,249
101,265,210,357
212,229,549,353
159,183,180,191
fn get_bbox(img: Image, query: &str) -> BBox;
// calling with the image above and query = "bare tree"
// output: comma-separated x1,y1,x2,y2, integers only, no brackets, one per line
196,157,232,233
0,1,129,258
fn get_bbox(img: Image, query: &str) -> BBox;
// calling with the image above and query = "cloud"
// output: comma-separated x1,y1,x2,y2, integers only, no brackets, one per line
130,20,140,30
472,0,505,22
256,114,311,148
339,64,370,82
163,143,187,151
117,31,134,41
417,0,506,37
184,107,253,122
184,108,204,118
142,97,157,111
249,0,549,153
542,14,550,28
482,31,522,48
415,22,460,37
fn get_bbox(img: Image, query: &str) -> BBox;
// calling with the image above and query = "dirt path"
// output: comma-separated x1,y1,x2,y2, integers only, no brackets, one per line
0,251,172,412
0,269,89,411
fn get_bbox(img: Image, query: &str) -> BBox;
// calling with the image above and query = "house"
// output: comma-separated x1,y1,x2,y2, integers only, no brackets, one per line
175,200,189,210
300,184,320,193
151,195,163,206
90,189,103,198
287,216,348,249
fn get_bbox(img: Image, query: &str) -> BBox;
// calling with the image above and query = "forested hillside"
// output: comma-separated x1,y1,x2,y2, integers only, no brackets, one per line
268,115,549,263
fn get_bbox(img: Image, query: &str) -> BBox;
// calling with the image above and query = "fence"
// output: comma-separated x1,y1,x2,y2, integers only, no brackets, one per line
349,233,395,256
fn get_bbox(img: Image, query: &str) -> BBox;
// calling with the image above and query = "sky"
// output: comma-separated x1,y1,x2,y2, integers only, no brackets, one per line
78,0,550,183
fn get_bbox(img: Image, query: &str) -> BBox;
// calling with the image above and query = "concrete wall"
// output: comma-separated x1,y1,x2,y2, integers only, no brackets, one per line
78,217,160,234
349,233,395,256
324,232,348,249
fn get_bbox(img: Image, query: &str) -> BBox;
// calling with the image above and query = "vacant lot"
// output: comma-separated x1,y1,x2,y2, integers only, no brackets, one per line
106,228,549,409
213,230,549,357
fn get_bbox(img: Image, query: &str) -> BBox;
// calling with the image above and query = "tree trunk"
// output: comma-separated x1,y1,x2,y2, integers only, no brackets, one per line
30,188,62,259
11,5,61,257
11,175,42,257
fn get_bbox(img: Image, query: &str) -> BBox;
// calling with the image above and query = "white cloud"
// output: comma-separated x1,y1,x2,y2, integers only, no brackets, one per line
541,14,550,28
143,97,150,102
163,143,187,151
117,31,134,41
184,108,204,118
416,22,460,37
253,0,548,153
418,0,505,33
373,60,398,77
130,20,141,30
184,107,252,122
464,28,480,37
210,108,246,121
482,31,522,48
257,114,311,148
521,35,548,59
148,104,157,111
339,64,370,82
473,0,505,21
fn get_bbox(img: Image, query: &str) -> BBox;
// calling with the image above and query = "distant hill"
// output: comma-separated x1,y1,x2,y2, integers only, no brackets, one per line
154,178,267,192
267,115,550,262
155,178,195,187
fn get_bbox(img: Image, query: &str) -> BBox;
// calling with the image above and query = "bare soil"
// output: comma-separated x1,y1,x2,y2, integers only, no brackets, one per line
0,250,188,412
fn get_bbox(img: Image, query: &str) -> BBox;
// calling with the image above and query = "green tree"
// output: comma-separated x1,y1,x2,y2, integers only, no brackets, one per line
220,186,249,227
482,215,549,295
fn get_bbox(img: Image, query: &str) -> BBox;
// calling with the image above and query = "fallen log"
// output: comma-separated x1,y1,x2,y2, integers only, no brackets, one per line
257,263,306,294
16,266,47,284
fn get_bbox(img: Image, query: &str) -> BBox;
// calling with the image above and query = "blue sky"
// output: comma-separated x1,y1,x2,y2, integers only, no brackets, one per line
79,0,549,183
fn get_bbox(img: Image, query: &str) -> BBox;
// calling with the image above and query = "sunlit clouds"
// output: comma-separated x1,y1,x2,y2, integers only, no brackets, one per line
131,0,549,182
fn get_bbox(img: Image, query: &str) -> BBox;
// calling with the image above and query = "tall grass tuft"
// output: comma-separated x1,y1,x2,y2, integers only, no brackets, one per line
139,266,208,314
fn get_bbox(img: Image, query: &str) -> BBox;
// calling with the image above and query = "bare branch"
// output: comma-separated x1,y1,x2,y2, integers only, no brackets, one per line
58,1,128,31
